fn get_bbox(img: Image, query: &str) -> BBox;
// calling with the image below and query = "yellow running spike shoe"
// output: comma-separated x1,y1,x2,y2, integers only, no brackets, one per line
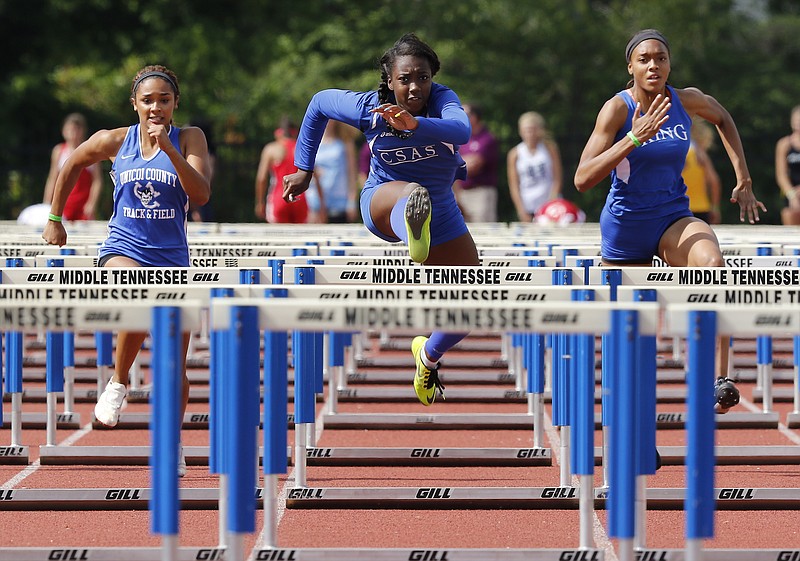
405,185,432,263
412,336,445,406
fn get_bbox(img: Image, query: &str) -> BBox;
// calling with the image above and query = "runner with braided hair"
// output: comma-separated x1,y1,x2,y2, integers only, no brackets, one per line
284,33,480,406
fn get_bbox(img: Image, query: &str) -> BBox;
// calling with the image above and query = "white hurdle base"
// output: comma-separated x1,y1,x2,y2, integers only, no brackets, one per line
11,386,312,403
752,387,797,402
633,551,800,561
285,486,800,510
0,548,606,561
0,487,233,510
321,411,779,430
1,412,80,429
253,550,604,561
0,446,29,465
304,446,550,466
38,445,290,466
93,412,298,430
0,548,226,561
322,413,535,430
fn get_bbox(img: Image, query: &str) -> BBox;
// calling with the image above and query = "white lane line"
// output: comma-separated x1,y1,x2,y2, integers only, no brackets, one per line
2,422,93,489
543,411,617,561
740,393,800,445
253,406,328,552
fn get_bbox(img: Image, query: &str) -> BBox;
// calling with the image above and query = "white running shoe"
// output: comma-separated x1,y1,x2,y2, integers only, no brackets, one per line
178,443,187,478
94,380,127,427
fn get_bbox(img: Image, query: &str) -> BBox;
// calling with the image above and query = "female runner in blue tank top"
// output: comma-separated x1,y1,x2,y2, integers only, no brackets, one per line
42,65,211,475
284,33,480,407
575,29,766,415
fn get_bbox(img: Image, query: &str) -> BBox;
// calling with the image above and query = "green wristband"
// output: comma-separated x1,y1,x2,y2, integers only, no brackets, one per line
626,131,642,148
48,213,62,222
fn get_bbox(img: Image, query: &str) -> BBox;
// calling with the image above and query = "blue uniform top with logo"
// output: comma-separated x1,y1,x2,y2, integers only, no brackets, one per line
293,84,470,245
600,85,694,262
606,84,692,218
100,124,189,267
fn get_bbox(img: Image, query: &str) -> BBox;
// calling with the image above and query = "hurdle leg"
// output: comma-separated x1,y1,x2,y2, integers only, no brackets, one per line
306,423,316,449
294,428,307,487
46,394,58,446
262,474,278,547
328,364,339,414
321,332,330,396
353,331,366,362
45,331,65,447
508,334,519,389
223,305,260,559
10,394,22,447
63,332,75,414
161,536,178,561
578,475,594,548
757,336,773,413
262,334,287,546
150,307,183,561
685,310,717,561
343,338,354,387
793,336,800,415
527,333,546,449
795,365,800,414
672,335,681,362
573,325,597,550
218,475,229,547
602,426,610,489
532,394,544,448
514,338,524,392
608,309,639,561
6,331,24,448
635,476,647,549
685,540,703,561
560,426,570,487
63,366,75,414
95,332,114,397
129,355,142,390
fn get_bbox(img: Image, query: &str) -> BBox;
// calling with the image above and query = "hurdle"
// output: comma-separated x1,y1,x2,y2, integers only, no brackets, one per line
620,286,800,416
1,222,799,557
590,266,790,428
239,280,800,556
211,297,643,559
0,268,275,468
659,303,800,561
279,264,588,482
282,263,589,415
0,299,203,561
0,265,264,433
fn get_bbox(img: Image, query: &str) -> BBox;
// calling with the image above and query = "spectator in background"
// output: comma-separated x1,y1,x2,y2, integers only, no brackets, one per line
43,113,103,220
775,105,800,226
307,120,359,223
358,141,371,187
683,117,721,224
506,111,563,222
453,102,499,222
188,116,217,222
255,117,325,223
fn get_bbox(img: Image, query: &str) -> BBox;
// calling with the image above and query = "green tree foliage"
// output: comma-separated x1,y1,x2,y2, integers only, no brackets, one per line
3,0,799,224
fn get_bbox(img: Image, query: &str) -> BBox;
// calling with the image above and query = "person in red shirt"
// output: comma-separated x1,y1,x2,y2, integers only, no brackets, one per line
42,113,103,220
255,117,325,223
